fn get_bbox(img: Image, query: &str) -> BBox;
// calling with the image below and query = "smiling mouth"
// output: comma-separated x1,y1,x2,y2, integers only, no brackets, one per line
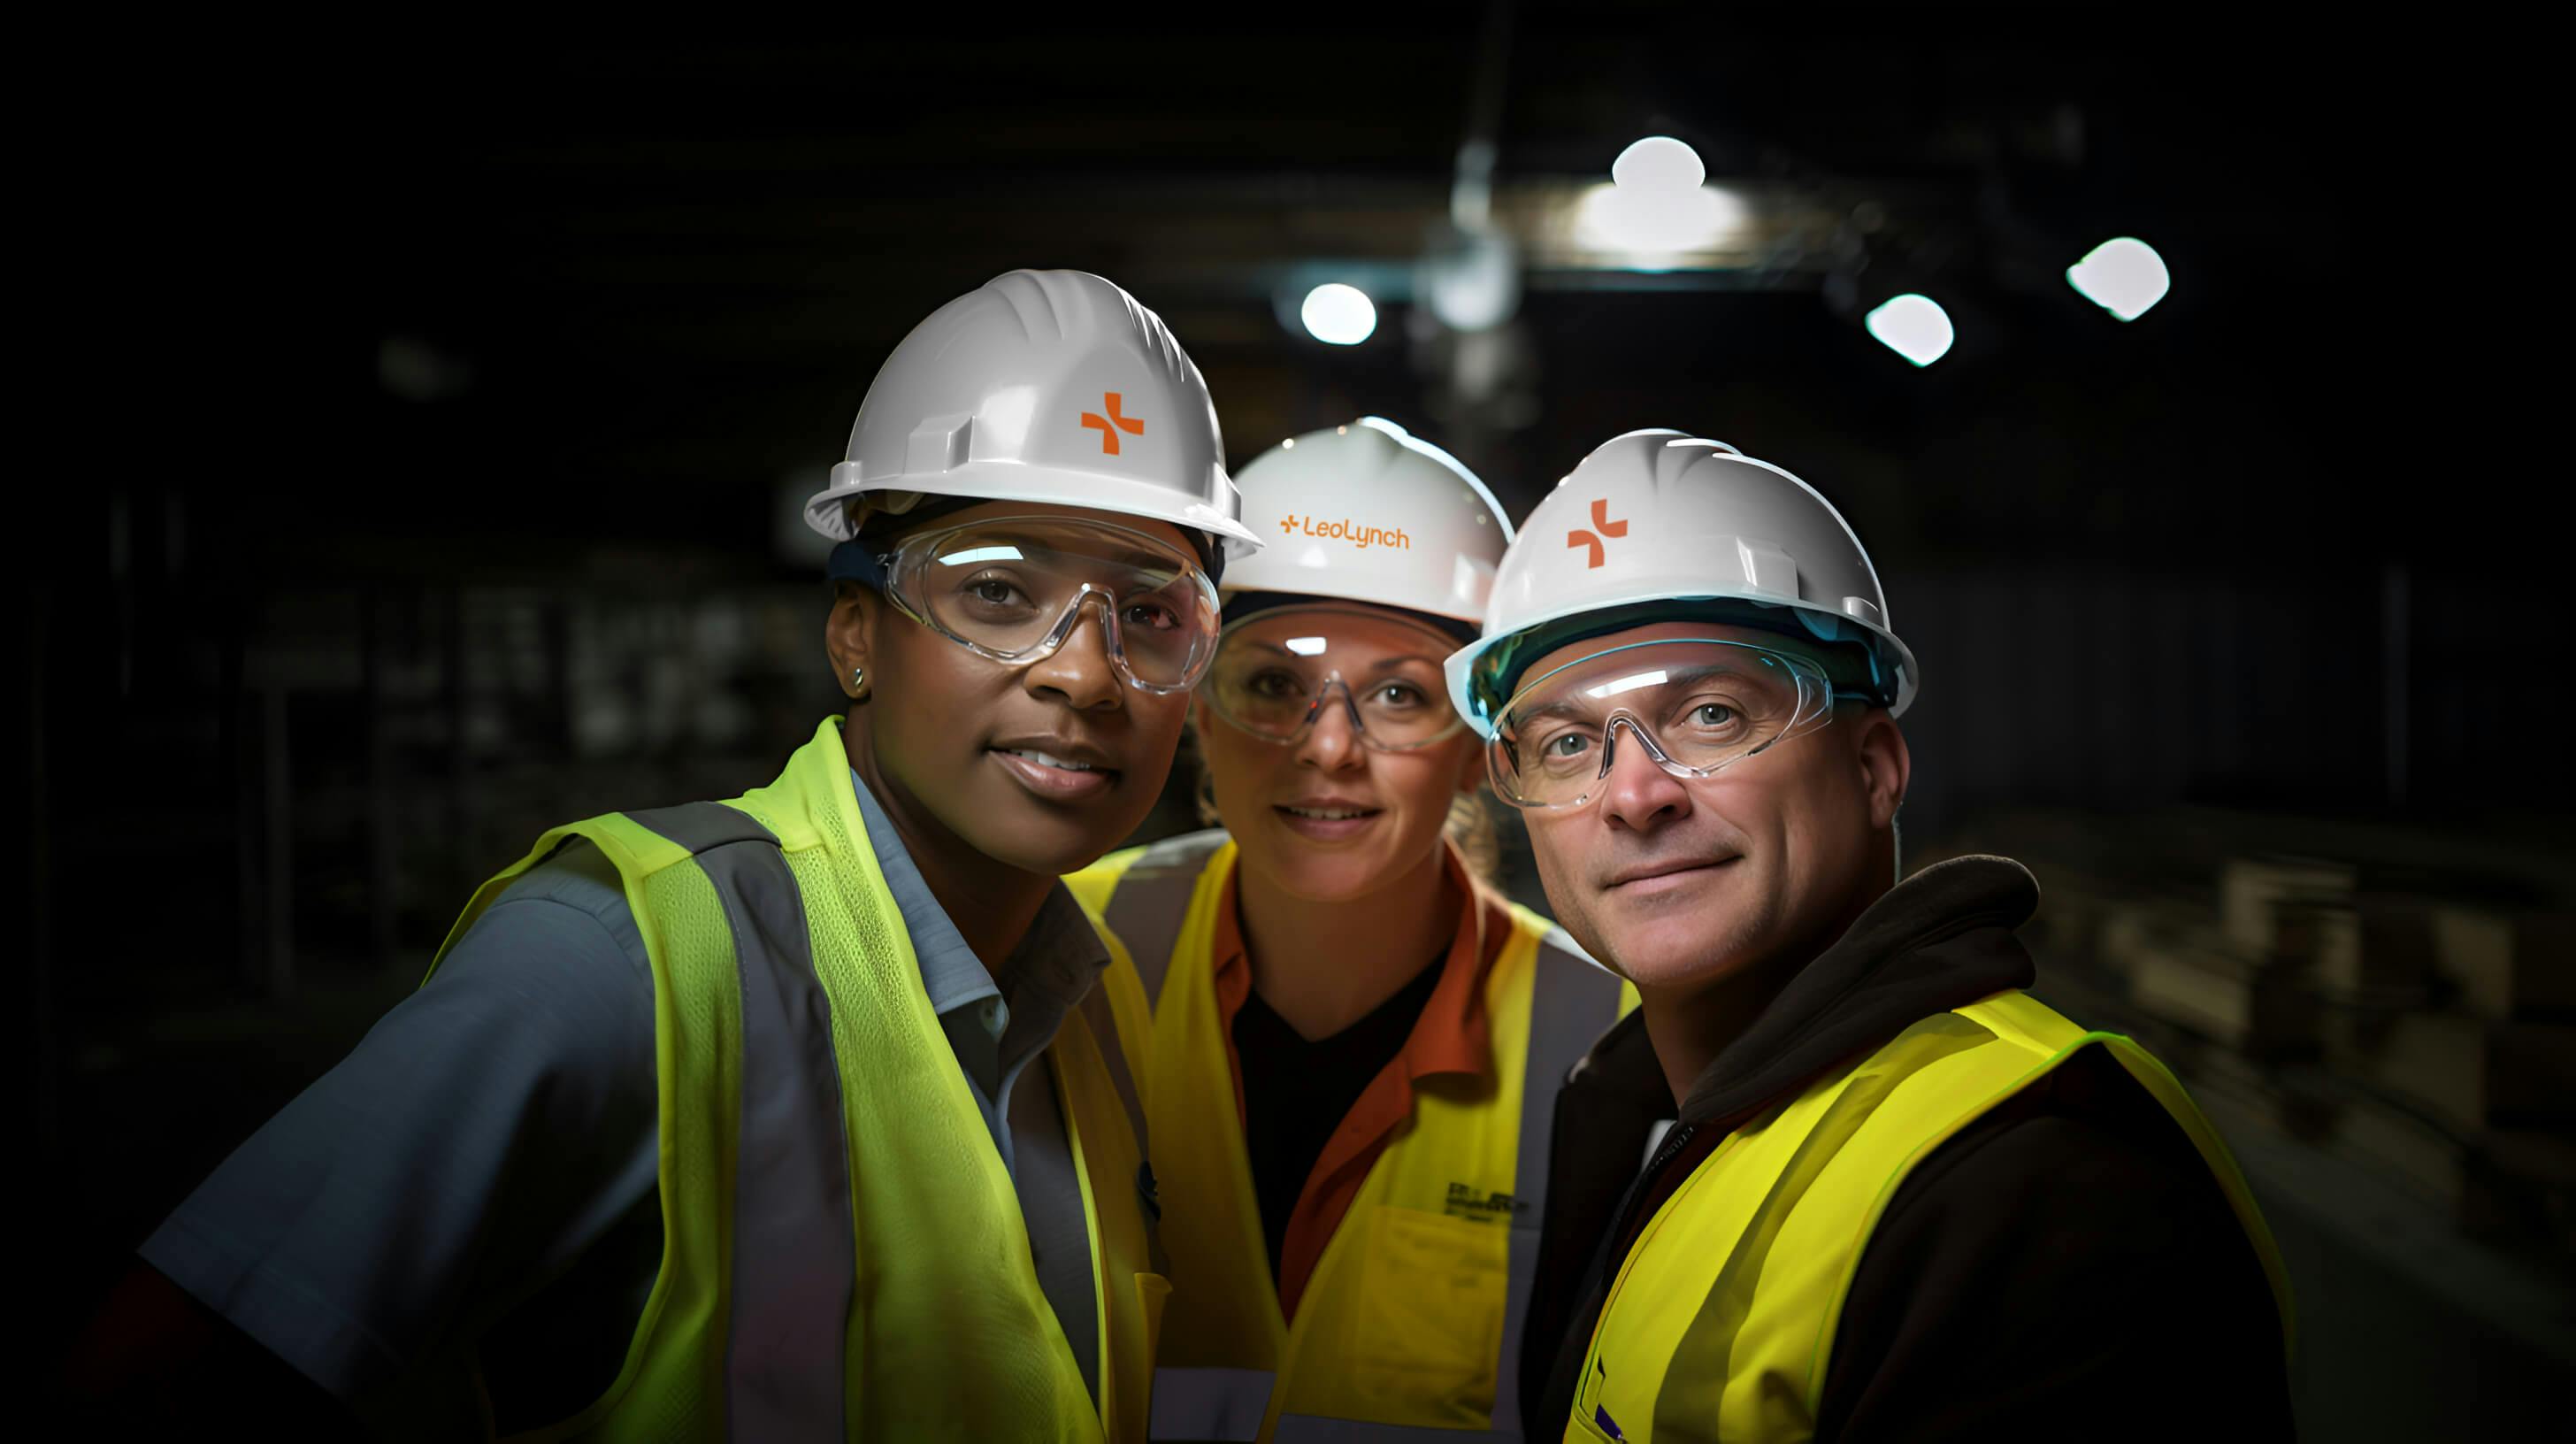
988,745,1122,802
1279,804,1381,821
995,747,1108,775
1606,857,1738,889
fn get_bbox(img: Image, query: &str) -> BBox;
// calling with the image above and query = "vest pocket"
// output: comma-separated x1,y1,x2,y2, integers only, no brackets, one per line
1346,1204,1506,1416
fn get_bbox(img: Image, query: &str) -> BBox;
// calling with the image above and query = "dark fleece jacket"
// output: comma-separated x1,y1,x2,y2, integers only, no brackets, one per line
1522,855,2293,1441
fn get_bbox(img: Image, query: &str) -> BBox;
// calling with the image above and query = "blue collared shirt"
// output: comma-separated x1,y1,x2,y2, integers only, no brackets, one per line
847,771,1110,1174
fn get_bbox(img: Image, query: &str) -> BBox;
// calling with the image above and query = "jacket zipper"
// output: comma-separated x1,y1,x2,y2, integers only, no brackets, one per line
1564,1118,1704,1427
1610,1121,1698,1264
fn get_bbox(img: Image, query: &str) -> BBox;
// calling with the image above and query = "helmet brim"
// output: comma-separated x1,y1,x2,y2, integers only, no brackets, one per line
1446,591,1920,736
804,459,1265,557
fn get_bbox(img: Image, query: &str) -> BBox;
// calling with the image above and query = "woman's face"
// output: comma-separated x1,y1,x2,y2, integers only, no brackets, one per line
829,500,1203,877
1197,603,1484,902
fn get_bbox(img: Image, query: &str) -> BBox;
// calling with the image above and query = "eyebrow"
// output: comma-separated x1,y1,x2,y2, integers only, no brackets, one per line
1511,695,1594,727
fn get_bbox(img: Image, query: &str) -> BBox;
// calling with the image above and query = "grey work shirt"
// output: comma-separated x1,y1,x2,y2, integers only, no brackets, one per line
141,772,1111,1437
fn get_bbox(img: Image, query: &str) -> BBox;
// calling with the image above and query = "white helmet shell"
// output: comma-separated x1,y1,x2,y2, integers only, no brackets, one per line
1445,428,1919,731
1223,418,1513,623
803,270,1263,557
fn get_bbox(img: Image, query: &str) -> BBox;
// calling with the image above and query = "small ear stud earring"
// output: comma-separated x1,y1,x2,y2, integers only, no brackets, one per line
848,664,870,699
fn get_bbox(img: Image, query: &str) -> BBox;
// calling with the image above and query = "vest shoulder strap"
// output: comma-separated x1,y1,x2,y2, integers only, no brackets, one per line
429,803,775,978
1951,987,2090,1056
624,800,783,856
1102,827,1230,1006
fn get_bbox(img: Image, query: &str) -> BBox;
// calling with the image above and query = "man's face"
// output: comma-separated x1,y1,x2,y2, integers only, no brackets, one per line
1514,620,1901,992
835,500,1200,877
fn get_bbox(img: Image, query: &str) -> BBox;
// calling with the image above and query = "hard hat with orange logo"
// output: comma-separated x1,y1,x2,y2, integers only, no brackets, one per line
802,269,1264,568
1444,428,1919,734
1223,416,1512,633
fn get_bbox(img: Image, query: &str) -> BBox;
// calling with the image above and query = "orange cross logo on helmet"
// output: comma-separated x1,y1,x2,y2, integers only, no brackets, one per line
1566,497,1629,568
1079,391,1145,455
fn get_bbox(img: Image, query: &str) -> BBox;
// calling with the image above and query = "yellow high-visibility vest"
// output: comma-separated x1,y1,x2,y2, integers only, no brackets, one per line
433,718,1169,1442
1069,831,1632,1442
1567,990,2295,1444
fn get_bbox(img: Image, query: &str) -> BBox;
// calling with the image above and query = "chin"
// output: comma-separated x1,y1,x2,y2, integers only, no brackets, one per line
1254,812,1438,905
1600,924,1736,991
1594,889,1775,993
1623,946,1767,993
1265,851,1387,905
968,784,1152,876
972,823,1125,878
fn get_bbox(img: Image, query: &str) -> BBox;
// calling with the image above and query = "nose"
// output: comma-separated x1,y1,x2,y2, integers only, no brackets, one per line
1292,683,1365,772
1596,718,1690,833
1022,593,1124,712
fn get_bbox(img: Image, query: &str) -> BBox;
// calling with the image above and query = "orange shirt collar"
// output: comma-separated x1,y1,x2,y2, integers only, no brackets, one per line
1207,841,1514,1317
1208,841,1505,1086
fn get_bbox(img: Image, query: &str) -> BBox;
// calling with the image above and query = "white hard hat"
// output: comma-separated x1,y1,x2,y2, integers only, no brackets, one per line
1445,428,1920,734
1223,417,1513,625
803,269,1264,557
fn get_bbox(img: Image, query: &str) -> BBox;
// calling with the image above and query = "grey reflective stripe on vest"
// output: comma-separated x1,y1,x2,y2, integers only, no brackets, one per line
1078,980,1169,1278
628,803,852,1444
1488,933,1628,1440
1078,984,1147,1154
1150,1365,1277,1441
1103,829,1230,1006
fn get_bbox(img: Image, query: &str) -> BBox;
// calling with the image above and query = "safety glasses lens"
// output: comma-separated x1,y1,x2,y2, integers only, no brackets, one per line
1205,609,1466,749
899,519,1220,687
1488,640,1831,806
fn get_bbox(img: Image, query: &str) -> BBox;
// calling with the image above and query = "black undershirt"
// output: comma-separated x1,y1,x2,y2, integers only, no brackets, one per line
1231,956,1446,1282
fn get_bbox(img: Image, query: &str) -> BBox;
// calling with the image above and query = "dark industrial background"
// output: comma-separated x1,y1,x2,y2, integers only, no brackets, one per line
25,11,2568,1438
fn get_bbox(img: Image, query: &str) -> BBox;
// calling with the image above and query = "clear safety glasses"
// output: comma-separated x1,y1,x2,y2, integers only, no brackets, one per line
874,515,1223,694
1486,638,1845,810
1202,604,1470,751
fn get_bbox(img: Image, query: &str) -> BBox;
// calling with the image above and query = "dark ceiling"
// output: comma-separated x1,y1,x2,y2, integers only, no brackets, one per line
85,11,2426,587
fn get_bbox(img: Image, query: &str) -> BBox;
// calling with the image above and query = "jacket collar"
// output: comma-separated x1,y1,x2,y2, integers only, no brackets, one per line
1673,854,2042,1127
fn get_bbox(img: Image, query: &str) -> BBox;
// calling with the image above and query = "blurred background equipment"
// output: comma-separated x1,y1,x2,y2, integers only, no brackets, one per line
26,9,2553,1440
